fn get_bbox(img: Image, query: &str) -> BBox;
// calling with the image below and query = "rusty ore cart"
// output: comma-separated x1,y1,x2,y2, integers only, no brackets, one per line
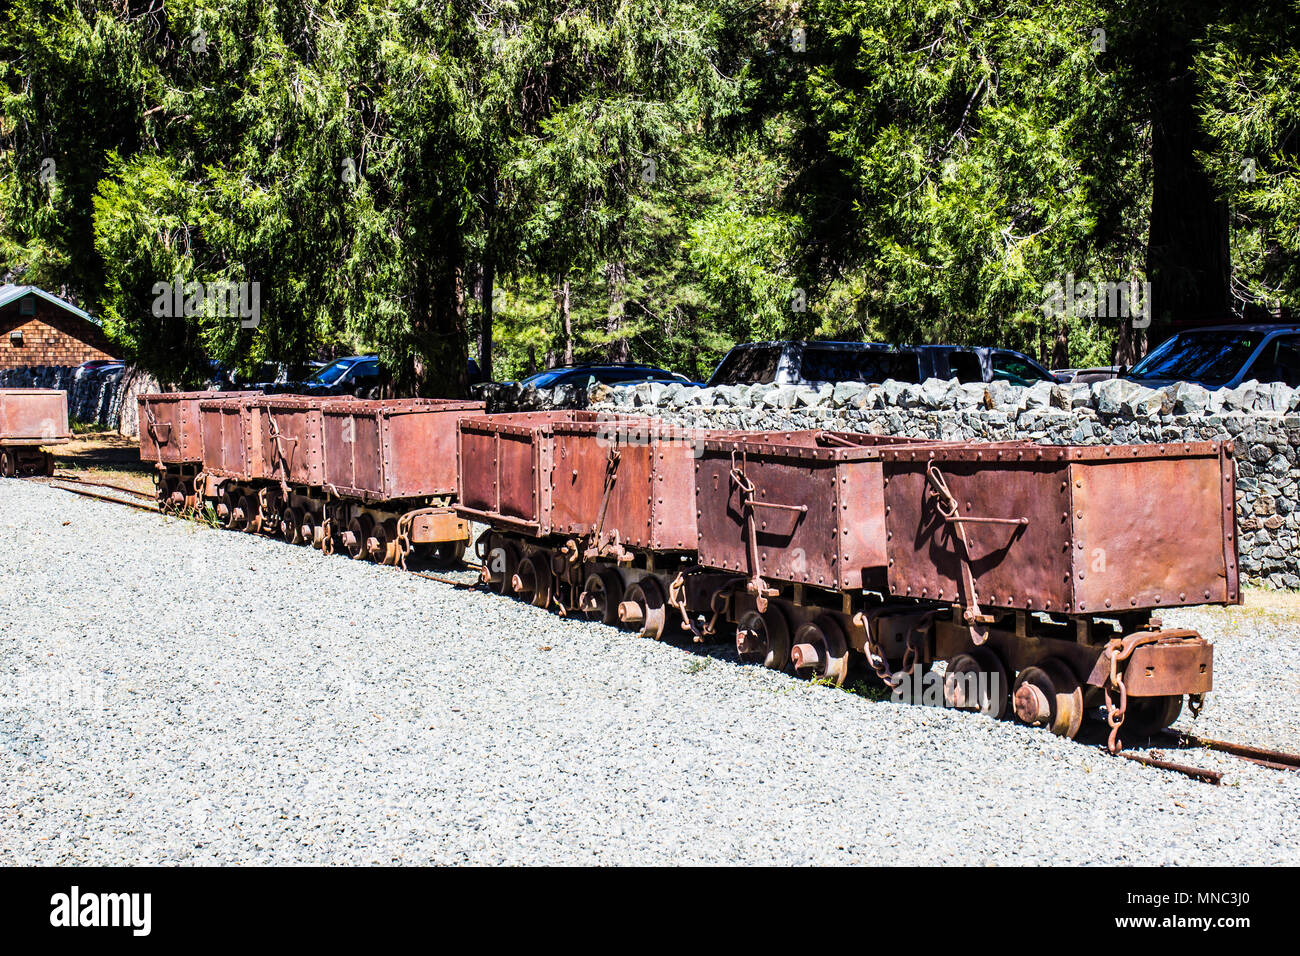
0,388,71,476
139,391,259,510
689,435,1235,748
182,394,483,564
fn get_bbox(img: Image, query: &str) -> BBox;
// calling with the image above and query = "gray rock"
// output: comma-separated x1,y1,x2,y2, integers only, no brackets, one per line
1092,378,1142,415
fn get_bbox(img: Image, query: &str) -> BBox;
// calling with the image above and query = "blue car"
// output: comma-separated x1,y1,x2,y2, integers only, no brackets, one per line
1127,324,1300,389
516,363,694,389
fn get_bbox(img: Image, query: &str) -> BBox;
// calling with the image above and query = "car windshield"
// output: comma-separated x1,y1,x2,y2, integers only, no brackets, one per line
708,346,783,386
800,345,921,384
310,359,354,385
991,353,1052,386
1129,332,1263,385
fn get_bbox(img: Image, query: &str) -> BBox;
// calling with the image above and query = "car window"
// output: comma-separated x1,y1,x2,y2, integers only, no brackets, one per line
312,359,352,385
800,346,920,384
1246,335,1300,387
947,350,983,383
348,361,379,381
991,353,1048,387
708,346,783,386
1129,331,1263,385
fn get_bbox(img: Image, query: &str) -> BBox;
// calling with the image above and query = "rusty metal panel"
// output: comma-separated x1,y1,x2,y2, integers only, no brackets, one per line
455,411,641,534
138,391,256,464
253,395,348,486
0,389,70,445
881,442,1238,614
549,417,665,549
382,400,483,500
695,431,933,589
321,404,381,498
198,395,264,480
1070,443,1240,612
458,427,502,516
408,509,468,545
320,399,483,501
1123,637,1213,697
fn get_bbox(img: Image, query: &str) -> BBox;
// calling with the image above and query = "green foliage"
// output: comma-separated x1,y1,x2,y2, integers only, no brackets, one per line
0,1,1296,389
1197,2,1300,312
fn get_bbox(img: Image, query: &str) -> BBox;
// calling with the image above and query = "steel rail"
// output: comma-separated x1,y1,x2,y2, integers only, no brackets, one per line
49,481,160,513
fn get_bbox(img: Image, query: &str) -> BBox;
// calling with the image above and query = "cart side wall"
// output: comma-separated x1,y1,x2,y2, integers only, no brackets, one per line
1070,451,1239,613
0,389,70,443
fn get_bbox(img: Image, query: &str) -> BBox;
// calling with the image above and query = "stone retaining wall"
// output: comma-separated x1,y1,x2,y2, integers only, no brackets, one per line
0,365,160,435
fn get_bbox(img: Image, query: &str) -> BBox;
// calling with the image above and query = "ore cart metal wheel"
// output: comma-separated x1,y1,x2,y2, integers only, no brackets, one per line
165,476,187,514
281,506,308,545
368,518,402,566
156,474,175,513
300,510,323,549
0,449,15,478
217,491,235,528
1118,695,1184,740
579,567,625,625
344,514,374,560
790,614,851,685
619,577,669,640
735,606,792,671
484,540,523,595
944,647,1011,720
511,552,554,608
226,493,250,531
432,539,468,566
1011,658,1084,738
238,494,263,534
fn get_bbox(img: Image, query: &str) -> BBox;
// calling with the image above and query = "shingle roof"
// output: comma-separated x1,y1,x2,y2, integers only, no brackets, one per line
0,285,98,325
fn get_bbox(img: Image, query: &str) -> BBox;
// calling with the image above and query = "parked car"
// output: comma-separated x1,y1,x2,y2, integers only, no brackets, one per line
516,363,695,390
1052,366,1123,384
260,354,382,397
1125,324,1300,389
706,341,1057,388
74,359,125,375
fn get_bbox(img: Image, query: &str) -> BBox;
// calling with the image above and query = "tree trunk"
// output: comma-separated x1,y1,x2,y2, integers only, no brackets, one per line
1051,316,1069,371
605,261,628,363
1142,14,1231,362
478,178,498,382
558,277,573,365
479,259,494,383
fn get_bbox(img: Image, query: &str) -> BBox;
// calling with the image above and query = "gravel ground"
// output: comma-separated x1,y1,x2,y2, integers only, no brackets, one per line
1,478,1298,865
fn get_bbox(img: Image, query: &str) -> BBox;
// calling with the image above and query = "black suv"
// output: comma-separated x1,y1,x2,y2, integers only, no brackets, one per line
706,341,1057,387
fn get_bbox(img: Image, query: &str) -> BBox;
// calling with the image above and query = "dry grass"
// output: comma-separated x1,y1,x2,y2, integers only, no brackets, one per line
47,432,156,496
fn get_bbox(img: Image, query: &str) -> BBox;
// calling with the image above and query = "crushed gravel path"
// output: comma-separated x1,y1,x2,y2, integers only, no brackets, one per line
1,479,1298,865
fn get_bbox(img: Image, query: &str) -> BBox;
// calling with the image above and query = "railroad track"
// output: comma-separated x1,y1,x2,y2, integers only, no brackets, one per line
1120,733,1300,785
22,471,1300,787
42,474,160,512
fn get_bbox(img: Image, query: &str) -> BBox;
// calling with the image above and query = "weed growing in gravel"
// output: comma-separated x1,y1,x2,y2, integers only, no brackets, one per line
808,675,892,702
683,659,710,675
195,504,223,529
